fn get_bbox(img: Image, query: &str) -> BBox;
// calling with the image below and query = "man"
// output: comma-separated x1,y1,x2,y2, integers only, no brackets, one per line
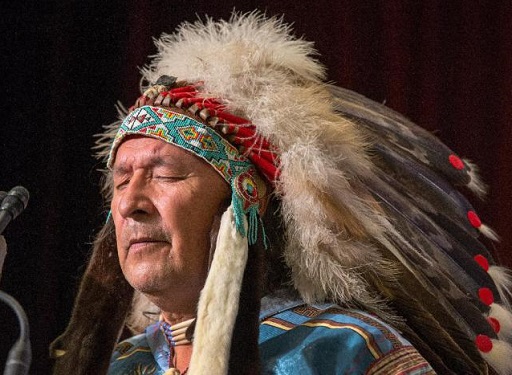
52,12,512,375
109,134,231,374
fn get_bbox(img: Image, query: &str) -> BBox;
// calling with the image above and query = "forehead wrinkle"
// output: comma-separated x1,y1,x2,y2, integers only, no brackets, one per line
112,151,193,177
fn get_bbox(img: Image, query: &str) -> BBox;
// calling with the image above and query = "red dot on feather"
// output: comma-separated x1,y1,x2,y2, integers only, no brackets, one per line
487,317,501,333
449,154,465,170
478,287,494,306
474,255,489,271
467,211,482,228
475,334,493,353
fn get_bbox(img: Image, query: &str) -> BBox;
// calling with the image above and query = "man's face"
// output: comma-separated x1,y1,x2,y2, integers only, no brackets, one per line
111,136,230,303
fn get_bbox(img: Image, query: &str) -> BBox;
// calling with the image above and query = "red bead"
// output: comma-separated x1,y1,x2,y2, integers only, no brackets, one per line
475,334,493,353
487,317,501,333
467,211,482,228
478,287,494,306
449,154,465,170
474,254,489,271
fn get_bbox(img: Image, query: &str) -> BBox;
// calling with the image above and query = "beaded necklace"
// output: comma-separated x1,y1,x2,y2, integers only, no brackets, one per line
161,318,195,375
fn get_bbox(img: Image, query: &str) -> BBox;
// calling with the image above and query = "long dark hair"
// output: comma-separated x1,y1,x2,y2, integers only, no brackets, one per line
228,195,289,374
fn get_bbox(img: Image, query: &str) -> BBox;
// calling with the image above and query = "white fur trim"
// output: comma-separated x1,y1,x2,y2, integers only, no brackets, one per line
481,339,512,375
489,303,512,342
463,158,487,197
188,204,248,375
489,265,512,310
479,224,500,242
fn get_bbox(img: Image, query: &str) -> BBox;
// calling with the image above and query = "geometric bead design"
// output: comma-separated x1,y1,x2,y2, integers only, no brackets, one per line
108,105,262,243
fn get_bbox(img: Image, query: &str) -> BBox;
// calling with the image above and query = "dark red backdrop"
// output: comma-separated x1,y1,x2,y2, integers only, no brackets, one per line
1,1,510,373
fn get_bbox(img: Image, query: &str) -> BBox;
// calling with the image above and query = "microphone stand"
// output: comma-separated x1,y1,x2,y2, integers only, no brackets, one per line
0,290,31,375
0,187,31,374
0,236,32,375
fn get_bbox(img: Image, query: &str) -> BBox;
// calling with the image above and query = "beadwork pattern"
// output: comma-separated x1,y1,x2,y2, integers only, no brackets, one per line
108,105,261,243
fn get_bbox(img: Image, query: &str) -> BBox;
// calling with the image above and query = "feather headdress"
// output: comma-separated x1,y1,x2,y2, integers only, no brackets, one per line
52,11,512,375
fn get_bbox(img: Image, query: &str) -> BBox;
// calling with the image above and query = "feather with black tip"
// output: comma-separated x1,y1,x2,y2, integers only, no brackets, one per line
328,85,485,195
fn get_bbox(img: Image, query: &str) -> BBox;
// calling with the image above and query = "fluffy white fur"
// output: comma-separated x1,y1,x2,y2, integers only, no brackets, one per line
463,158,487,198
489,303,512,342
279,144,394,306
142,11,397,311
144,12,325,97
481,339,512,375
489,266,512,310
479,224,500,242
188,205,248,375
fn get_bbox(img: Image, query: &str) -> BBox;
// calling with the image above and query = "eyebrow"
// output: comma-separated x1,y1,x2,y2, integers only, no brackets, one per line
112,165,131,177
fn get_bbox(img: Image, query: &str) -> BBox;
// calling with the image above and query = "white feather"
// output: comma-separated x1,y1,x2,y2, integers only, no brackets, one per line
489,265,512,310
479,224,500,242
280,145,387,302
489,303,512,342
481,339,512,375
463,158,487,197
144,12,325,95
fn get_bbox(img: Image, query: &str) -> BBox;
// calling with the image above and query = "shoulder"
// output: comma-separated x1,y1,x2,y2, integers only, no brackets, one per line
108,326,161,375
259,304,435,375
111,332,151,361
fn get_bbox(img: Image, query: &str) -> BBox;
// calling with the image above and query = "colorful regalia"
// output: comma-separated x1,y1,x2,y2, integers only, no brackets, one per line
109,292,434,375
51,11,512,375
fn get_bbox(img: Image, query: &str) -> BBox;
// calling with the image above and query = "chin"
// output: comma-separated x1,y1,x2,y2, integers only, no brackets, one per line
124,269,166,294
131,278,163,294
122,258,165,285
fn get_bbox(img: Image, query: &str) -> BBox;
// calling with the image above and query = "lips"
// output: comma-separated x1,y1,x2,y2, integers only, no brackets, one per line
127,236,169,251
129,237,159,246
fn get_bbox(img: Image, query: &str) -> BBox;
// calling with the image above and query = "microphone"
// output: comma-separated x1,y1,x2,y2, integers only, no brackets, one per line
0,187,29,235
0,186,31,374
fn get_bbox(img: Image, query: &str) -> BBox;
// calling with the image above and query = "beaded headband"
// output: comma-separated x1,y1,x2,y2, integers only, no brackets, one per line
108,105,262,244
133,75,280,186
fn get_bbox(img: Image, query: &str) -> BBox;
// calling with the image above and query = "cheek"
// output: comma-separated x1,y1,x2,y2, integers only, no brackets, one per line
110,196,136,266
110,200,124,246
159,185,226,241
162,194,213,237
110,194,121,223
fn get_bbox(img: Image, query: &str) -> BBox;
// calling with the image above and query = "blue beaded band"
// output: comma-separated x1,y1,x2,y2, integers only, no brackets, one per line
108,106,262,244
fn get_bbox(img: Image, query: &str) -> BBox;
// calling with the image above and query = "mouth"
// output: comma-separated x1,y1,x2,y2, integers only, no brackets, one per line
128,237,169,251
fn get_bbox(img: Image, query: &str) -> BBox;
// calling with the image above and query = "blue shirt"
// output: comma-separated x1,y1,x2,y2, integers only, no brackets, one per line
108,294,435,374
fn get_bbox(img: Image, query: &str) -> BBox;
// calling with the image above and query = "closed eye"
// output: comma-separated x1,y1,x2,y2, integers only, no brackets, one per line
155,175,186,182
114,179,130,190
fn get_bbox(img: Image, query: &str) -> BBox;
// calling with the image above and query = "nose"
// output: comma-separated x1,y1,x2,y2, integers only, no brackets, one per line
115,174,156,219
